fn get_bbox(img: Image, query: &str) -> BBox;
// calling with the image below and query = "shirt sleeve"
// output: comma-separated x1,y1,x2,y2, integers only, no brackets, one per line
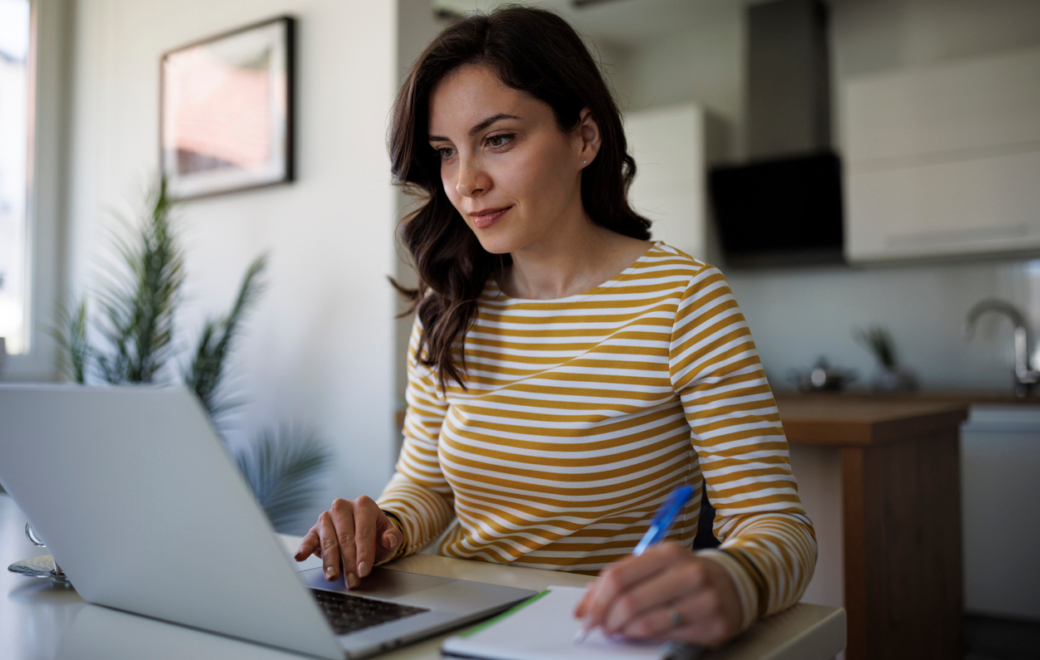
376,316,456,557
668,266,817,631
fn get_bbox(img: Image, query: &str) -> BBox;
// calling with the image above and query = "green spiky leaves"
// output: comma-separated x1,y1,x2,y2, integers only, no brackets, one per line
53,178,332,531
52,299,89,383
854,326,898,369
95,178,184,384
234,425,333,533
185,255,268,421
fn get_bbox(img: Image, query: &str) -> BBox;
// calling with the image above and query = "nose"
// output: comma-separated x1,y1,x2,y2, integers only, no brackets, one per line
455,155,490,198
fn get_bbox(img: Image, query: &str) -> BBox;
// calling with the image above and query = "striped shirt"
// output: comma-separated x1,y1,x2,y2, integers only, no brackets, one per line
378,242,816,629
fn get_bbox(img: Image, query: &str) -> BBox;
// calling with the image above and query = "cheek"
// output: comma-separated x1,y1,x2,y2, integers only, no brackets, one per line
498,145,571,208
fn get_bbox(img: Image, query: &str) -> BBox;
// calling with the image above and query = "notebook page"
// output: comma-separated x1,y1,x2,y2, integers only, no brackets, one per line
441,585,670,660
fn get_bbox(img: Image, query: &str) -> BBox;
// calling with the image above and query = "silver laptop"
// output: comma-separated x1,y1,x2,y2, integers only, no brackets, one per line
0,385,535,659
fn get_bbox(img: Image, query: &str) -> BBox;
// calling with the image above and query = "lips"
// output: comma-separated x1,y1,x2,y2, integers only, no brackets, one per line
469,206,511,229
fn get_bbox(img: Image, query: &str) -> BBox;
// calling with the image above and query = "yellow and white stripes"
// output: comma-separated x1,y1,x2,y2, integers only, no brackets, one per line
378,242,816,628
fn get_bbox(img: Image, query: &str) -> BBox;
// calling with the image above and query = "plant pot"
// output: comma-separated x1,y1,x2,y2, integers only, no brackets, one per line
872,366,918,392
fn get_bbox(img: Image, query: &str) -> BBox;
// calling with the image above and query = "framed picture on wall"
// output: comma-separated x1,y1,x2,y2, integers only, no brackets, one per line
160,16,295,200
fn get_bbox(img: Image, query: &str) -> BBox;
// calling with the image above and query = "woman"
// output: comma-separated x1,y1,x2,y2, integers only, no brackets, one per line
295,6,816,647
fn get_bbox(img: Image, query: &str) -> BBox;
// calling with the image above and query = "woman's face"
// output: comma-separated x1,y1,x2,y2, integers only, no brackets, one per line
427,64,595,256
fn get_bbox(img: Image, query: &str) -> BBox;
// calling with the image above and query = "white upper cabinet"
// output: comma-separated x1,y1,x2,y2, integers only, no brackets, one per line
624,103,709,262
843,47,1040,262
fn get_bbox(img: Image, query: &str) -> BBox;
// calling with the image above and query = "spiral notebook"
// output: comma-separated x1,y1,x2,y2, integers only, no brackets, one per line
441,585,701,660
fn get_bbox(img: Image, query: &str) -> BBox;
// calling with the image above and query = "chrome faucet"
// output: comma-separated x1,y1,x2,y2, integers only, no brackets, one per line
963,298,1040,397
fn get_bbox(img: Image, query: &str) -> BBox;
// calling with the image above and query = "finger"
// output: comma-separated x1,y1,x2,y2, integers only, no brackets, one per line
381,527,402,552
573,588,591,619
294,528,320,561
575,569,612,622
585,542,686,628
573,578,603,619
669,612,731,647
318,512,342,582
603,559,709,634
622,587,730,646
627,616,725,647
330,499,358,588
377,515,403,562
351,496,380,578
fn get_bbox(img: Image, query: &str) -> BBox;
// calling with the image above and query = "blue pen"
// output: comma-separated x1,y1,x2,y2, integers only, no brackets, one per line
575,484,694,644
633,485,694,556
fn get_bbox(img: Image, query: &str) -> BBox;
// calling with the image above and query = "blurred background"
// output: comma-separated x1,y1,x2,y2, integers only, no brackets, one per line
1,0,1038,657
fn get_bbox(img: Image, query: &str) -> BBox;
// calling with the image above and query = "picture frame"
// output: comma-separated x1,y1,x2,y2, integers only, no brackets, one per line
160,16,295,201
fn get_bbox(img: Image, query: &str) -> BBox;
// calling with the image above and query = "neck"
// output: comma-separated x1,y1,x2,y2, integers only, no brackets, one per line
503,217,607,299
503,217,647,300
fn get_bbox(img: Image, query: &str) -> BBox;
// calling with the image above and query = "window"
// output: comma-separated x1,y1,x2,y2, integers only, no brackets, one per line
0,0,32,355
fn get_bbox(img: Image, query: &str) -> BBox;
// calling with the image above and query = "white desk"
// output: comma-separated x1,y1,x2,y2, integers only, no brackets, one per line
1,494,845,659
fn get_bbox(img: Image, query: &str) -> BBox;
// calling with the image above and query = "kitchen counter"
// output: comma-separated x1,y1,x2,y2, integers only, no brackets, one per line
774,393,970,445
773,393,968,660
775,388,1040,406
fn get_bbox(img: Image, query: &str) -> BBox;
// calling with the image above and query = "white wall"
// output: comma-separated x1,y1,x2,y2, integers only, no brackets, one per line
392,0,450,414
616,0,745,154
606,0,1040,391
66,0,400,529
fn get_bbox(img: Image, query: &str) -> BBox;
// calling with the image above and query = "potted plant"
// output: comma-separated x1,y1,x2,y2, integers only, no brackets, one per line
854,326,918,392
54,179,331,533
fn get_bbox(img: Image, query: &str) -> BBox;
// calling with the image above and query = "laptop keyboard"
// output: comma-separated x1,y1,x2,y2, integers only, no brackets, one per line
310,589,429,635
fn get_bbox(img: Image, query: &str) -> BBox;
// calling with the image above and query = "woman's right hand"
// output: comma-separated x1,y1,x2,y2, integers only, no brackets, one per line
293,496,404,589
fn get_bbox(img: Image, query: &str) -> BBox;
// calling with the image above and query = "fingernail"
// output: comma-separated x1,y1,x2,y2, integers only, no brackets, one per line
391,535,400,548
357,561,370,578
325,566,337,580
346,573,359,589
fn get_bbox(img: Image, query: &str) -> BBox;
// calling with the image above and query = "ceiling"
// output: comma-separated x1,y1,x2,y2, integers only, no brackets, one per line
430,0,761,48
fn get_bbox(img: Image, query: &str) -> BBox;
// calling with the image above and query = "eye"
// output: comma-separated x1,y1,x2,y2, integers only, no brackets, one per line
435,146,455,161
485,133,514,148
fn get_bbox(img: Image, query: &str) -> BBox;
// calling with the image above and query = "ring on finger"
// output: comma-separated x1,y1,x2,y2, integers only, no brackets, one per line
670,608,683,628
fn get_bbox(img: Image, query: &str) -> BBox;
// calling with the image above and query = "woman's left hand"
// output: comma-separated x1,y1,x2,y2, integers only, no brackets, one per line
573,542,743,647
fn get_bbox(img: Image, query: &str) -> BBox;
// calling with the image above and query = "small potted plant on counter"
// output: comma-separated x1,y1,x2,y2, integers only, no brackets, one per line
854,325,918,392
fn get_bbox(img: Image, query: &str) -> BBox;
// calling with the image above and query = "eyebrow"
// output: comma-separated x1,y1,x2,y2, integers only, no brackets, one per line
429,113,521,143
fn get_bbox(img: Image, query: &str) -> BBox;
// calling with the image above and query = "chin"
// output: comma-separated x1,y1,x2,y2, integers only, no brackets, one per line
472,230,521,256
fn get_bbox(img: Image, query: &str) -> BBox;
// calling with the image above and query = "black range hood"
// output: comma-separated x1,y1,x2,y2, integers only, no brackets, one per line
710,151,842,267
709,0,843,268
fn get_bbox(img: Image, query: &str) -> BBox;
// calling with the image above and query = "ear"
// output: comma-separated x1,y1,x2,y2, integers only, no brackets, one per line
574,107,601,168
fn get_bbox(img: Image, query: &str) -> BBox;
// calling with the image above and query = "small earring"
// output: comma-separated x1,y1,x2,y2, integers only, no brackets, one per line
582,160,587,165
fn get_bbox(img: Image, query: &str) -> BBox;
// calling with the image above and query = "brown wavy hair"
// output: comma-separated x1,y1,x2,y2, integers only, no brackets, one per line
389,5,650,391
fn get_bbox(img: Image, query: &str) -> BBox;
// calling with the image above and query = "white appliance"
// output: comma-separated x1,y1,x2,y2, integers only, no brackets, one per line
960,404,1040,621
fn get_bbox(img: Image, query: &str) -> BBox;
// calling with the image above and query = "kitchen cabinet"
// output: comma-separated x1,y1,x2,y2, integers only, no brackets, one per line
843,47,1040,262
624,103,712,261
778,395,968,660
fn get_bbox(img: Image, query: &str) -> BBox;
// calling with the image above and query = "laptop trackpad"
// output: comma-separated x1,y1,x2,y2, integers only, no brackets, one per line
300,566,454,599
